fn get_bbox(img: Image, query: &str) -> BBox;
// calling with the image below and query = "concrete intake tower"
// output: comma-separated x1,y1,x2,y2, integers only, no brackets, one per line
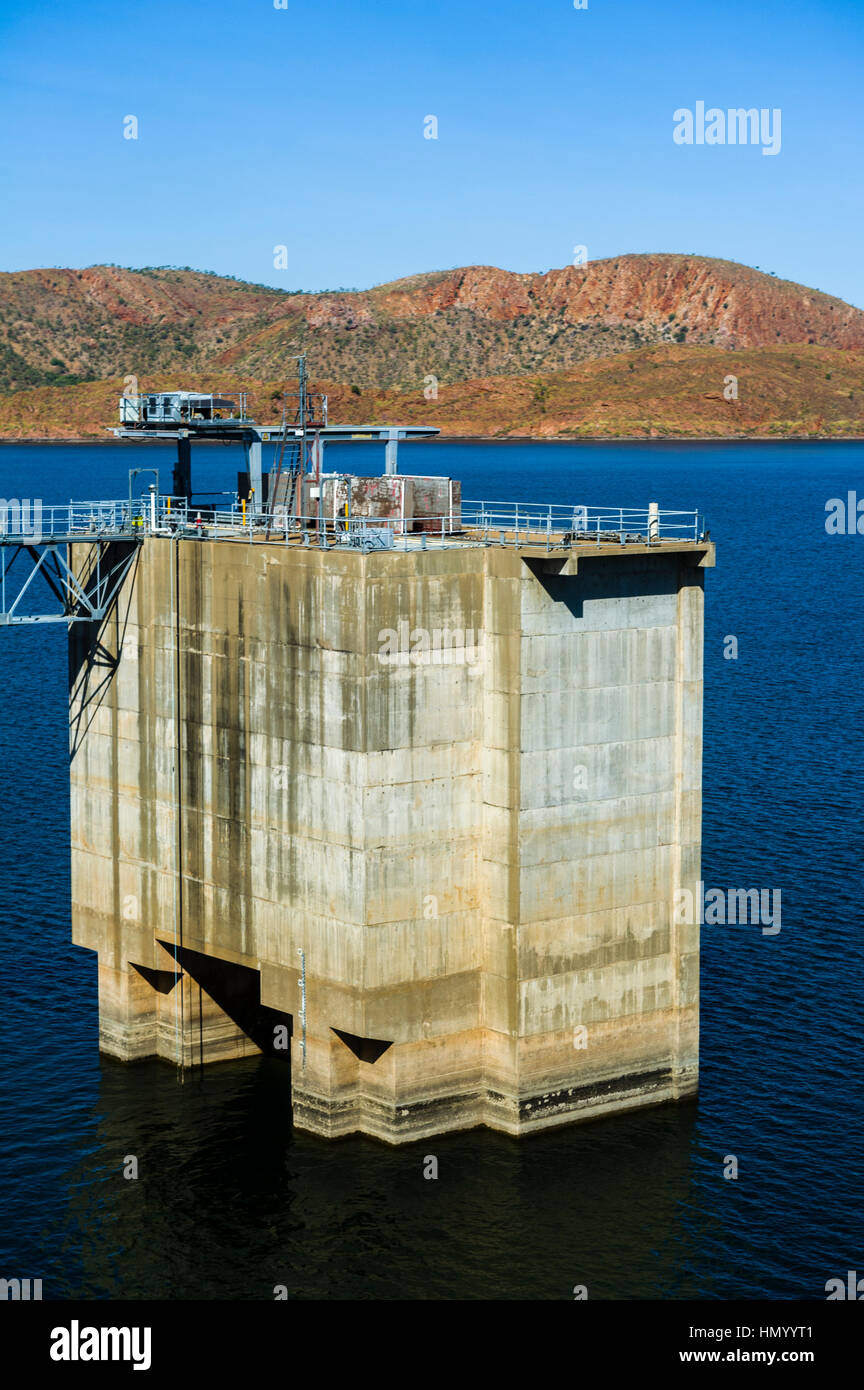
66,481,713,1143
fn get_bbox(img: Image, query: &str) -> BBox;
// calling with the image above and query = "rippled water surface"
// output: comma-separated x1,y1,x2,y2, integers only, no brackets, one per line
1,440,861,1300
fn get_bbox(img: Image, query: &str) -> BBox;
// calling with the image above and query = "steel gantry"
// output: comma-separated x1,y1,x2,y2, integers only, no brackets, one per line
0,501,142,626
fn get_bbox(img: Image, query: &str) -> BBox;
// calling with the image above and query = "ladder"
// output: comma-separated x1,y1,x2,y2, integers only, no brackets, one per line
268,434,304,529
266,357,309,536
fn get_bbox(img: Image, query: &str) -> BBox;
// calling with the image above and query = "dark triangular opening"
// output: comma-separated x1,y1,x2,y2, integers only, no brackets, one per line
332,1028,393,1064
157,940,293,1060
131,962,181,994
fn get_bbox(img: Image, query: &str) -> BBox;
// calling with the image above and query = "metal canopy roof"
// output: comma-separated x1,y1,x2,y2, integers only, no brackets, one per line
111,424,439,442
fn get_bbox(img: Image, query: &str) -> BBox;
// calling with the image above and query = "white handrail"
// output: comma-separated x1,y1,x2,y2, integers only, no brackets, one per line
0,496,705,547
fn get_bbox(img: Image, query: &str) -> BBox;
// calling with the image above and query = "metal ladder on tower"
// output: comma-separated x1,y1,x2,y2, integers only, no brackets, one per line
266,357,309,537
267,431,303,534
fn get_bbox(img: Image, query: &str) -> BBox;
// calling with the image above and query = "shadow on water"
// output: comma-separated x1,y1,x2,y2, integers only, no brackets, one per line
38,1057,724,1301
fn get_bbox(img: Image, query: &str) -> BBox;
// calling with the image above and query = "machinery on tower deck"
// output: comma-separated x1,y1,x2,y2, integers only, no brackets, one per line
111,357,440,515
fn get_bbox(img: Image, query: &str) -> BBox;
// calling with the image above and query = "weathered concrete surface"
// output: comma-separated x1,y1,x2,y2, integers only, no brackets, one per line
69,534,713,1142
305,474,460,532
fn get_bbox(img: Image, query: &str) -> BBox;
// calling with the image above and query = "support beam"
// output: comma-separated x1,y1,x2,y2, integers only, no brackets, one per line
244,436,263,511
310,433,324,483
173,435,191,502
0,541,139,625
384,428,400,475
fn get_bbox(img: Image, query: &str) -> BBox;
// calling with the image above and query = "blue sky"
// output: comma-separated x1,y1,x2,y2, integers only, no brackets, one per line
1,0,862,304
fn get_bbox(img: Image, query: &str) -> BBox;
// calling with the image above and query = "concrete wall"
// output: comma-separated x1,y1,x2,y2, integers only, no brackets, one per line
69,533,711,1142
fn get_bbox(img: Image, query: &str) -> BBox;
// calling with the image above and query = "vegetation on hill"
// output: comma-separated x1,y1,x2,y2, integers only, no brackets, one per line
1,345,860,441
0,255,861,437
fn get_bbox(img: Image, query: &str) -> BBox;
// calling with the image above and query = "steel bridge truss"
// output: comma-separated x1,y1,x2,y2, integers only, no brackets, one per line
0,540,140,626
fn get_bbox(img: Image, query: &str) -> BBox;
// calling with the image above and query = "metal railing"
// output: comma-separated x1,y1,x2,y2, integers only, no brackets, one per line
0,499,148,544
0,496,706,550
462,501,703,544
119,391,251,426
273,390,329,428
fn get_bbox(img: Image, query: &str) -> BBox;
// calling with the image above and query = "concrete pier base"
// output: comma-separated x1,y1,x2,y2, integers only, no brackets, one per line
289,1051,695,1145
95,958,264,1068
69,531,712,1143
286,1011,697,1143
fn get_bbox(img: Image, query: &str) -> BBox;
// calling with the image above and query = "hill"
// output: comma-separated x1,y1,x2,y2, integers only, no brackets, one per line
0,254,862,438
1,345,860,442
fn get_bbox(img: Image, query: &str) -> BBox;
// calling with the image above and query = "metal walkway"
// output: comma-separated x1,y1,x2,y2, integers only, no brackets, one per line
0,496,706,625
0,501,144,626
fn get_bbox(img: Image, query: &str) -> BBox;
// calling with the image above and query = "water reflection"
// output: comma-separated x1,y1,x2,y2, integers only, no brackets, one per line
38,1057,719,1300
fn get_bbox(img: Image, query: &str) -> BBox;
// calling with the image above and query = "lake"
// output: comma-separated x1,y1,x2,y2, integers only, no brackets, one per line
0,439,861,1300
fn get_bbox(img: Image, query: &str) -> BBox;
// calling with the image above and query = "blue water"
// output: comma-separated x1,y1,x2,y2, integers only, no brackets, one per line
0,440,861,1301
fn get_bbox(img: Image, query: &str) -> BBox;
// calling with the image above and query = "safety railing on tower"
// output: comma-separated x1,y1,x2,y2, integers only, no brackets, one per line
0,496,706,550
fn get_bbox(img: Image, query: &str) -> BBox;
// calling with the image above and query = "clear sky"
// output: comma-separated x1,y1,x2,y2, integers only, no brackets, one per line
1,0,862,304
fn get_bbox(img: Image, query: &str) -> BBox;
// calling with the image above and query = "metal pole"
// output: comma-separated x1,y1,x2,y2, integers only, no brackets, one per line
385,428,399,475
298,354,308,530
170,534,184,1074
298,947,307,1071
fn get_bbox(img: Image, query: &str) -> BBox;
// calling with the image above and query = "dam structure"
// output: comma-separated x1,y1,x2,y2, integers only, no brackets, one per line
1,388,714,1144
